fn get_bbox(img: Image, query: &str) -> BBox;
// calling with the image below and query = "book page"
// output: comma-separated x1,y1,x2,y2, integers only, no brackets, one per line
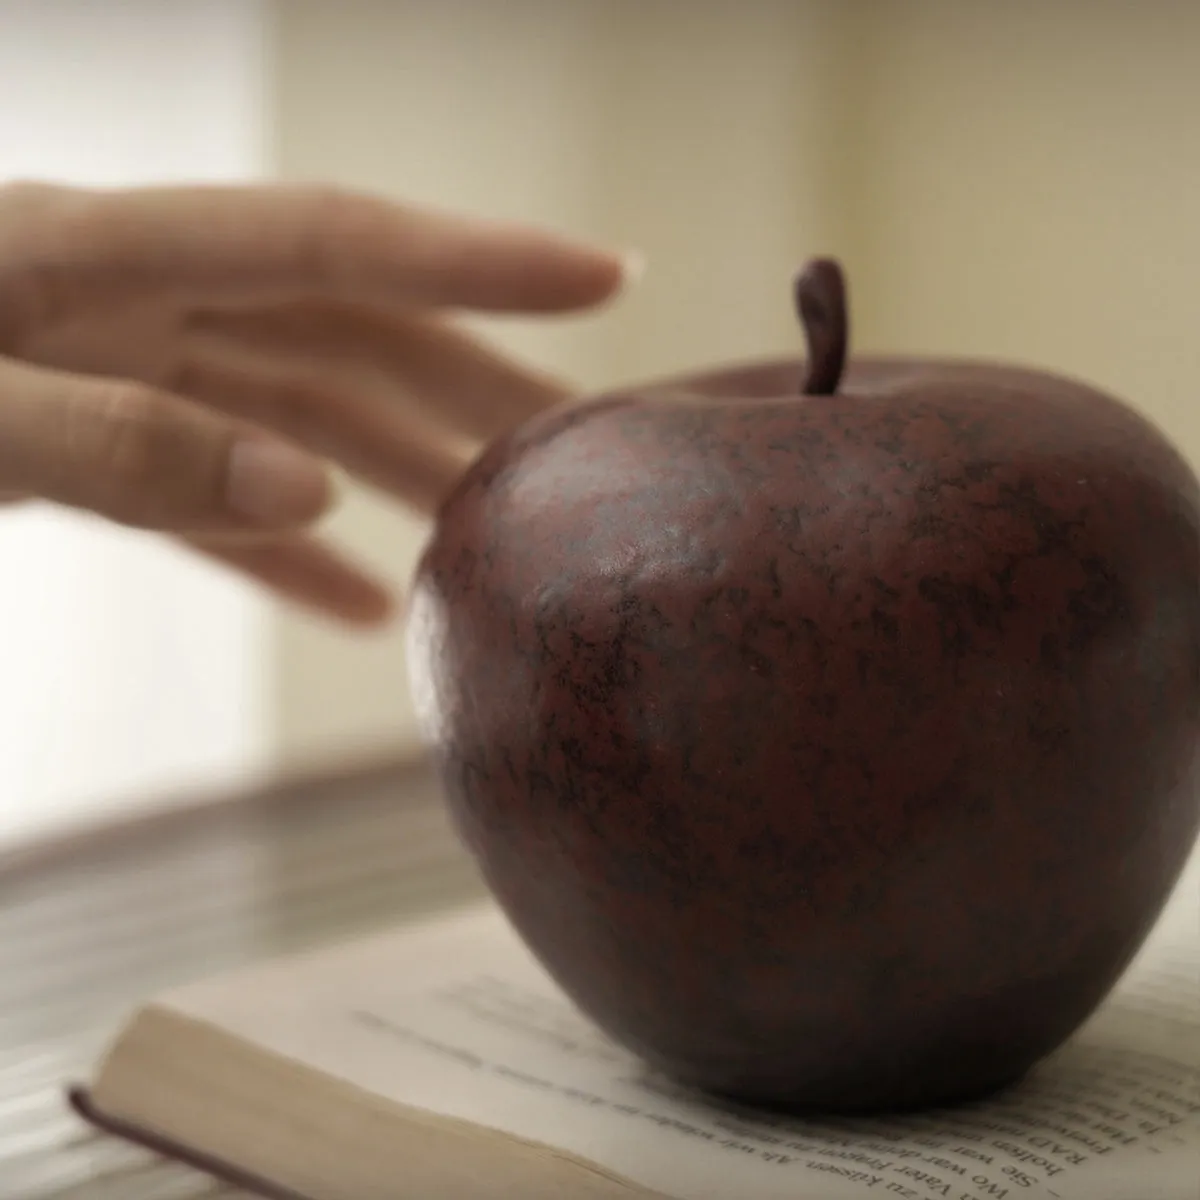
166,854,1200,1200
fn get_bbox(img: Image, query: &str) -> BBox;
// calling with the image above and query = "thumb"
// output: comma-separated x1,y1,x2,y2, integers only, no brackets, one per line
0,355,332,532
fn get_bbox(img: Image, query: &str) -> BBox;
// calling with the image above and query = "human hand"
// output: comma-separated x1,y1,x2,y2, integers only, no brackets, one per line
0,181,635,625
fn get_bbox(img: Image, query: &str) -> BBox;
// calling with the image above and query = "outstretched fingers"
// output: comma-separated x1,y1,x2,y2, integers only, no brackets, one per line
183,298,573,445
188,532,395,627
3,182,639,321
0,354,333,534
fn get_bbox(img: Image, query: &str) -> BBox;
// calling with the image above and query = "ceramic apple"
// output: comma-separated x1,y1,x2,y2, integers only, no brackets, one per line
404,259,1200,1112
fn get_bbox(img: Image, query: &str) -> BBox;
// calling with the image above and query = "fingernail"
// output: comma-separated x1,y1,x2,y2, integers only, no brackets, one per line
619,249,647,286
226,439,331,524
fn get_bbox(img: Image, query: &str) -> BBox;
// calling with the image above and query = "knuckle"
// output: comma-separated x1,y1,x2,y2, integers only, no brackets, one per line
75,384,204,525
0,180,59,211
84,382,163,474
296,188,354,277
0,181,63,248
0,180,72,338
0,178,65,266
291,185,399,280
0,183,84,354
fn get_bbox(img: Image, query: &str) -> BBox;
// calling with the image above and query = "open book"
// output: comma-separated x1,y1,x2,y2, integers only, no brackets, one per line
72,852,1199,1200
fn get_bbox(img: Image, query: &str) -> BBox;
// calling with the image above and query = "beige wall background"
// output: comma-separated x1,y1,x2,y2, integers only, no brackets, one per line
263,0,1200,769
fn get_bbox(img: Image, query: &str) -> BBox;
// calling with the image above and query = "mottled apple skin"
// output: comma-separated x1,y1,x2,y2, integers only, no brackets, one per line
405,357,1200,1113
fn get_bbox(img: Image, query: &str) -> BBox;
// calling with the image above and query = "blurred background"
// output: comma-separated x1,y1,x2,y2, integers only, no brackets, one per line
1,0,1198,847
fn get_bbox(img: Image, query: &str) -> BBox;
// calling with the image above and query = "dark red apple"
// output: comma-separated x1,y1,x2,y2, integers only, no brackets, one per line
405,259,1200,1113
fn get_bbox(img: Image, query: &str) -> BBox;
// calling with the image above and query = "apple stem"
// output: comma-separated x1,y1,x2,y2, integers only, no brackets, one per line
795,257,848,395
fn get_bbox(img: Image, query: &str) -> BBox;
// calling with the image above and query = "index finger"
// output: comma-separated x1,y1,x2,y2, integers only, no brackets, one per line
11,182,640,314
